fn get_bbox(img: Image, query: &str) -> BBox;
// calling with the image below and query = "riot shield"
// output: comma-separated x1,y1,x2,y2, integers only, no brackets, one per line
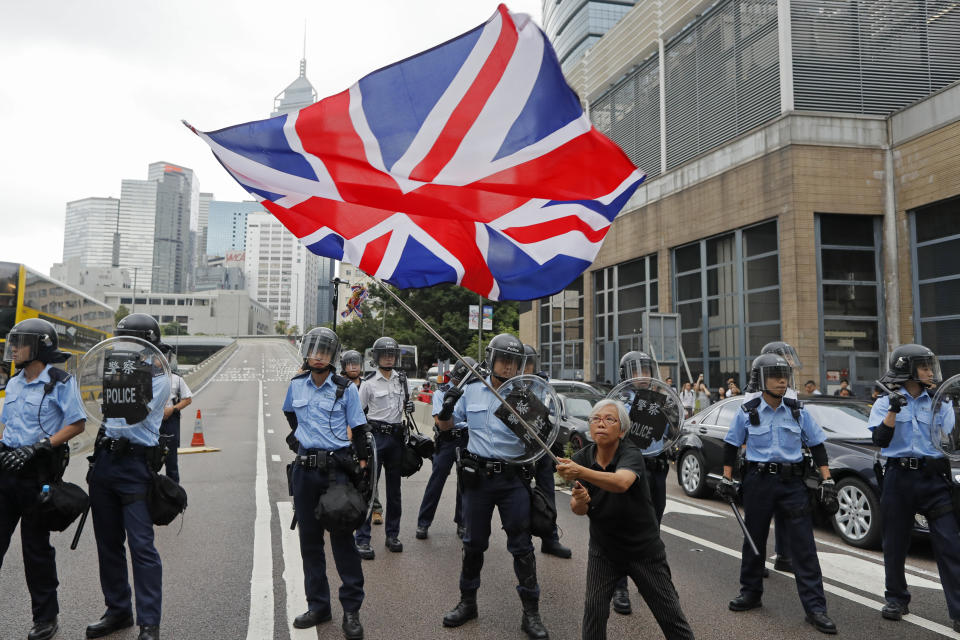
492,374,560,465
931,374,960,463
77,337,171,431
363,430,380,523
606,378,685,456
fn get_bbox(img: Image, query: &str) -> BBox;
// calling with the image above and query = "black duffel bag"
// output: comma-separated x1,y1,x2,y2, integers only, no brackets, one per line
147,473,188,526
399,439,423,477
316,480,367,533
33,481,89,532
528,482,557,539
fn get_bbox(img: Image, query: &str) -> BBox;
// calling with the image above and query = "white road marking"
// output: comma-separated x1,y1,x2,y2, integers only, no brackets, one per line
192,347,241,396
265,413,271,417
818,551,942,592
245,380,274,639
660,525,958,638
662,500,722,519
272,455,281,462
277,501,315,639
267,429,275,434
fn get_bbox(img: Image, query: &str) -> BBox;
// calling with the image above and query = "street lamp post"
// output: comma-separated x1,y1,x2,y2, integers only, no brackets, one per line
331,277,342,330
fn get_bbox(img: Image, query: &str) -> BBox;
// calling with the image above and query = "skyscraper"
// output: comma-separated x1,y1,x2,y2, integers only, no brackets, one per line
117,178,157,291
542,0,638,71
206,200,264,257
62,197,119,268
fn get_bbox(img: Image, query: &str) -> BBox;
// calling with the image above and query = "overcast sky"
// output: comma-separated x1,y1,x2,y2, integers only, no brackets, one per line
0,0,544,276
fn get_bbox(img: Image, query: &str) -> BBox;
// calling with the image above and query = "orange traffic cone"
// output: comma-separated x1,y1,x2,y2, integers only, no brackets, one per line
190,409,206,447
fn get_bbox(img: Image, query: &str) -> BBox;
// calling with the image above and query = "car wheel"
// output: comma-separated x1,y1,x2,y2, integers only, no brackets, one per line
570,432,586,452
831,476,882,550
677,449,708,498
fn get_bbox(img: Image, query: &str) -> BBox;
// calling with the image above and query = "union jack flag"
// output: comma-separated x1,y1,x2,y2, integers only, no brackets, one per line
187,4,644,301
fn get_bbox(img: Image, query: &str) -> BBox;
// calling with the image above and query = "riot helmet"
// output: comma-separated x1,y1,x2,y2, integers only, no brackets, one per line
340,349,363,378
371,336,401,370
751,353,793,397
450,356,478,386
2,318,69,366
300,327,340,372
761,341,803,370
485,333,525,382
523,344,539,375
619,351,659,382
880,344,942,389
116,313,163,346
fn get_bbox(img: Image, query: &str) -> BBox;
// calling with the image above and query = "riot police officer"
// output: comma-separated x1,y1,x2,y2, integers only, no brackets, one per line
157,345,192,484
718,354,837,634
86,314,172,640
438,333,549,639
414,357,475,540
0,318,86,640
869,345,959,631
523,344,571,559
282,327,369,639
354,336,413,559
609,350,669,615
341,350,364,390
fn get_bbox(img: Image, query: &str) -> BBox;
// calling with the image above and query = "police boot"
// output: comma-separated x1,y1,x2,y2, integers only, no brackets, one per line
137,625,160,640
540,539,572,559
442,591,479,627
520,598,549,639
342,611,363,640
612,587,632,615
86,613,135,638
27,618,58,640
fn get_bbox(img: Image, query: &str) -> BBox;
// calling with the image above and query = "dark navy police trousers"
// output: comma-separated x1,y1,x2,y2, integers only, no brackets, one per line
417,431,466,529
355,432,403,544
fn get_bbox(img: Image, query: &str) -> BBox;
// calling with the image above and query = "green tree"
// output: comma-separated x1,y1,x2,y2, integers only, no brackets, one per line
161,321,187,336
275,320,288,335
114,304,130,325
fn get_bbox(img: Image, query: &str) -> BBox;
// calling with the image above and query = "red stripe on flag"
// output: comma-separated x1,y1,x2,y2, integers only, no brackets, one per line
359,230,392,275
501,215,609,244
409,5,518,183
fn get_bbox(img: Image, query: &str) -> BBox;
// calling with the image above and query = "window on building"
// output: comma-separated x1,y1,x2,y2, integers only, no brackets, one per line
816,215,884,395
674,220,780,389
539,276,584,380
592,255,659,383
911,198,960,379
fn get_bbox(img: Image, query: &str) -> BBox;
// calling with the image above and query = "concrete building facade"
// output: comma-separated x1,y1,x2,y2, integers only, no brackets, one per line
522,0,960,395
103,289,274,336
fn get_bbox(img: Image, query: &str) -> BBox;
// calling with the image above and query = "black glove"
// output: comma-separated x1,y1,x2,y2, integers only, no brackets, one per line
3,439,52,472
716,476,739,503
887,392,907,414
285,431,300,454
437,386,464,421
818,478,839,515
404,400,415,415
0,450,17,472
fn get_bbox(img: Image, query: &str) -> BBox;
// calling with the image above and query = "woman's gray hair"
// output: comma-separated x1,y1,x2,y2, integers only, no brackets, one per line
589,399,631,433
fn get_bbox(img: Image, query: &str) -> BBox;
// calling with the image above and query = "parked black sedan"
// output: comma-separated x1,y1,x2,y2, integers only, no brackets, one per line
672,396,956,550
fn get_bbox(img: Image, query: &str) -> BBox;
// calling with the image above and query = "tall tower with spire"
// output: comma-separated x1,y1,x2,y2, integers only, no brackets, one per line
271,31,317,117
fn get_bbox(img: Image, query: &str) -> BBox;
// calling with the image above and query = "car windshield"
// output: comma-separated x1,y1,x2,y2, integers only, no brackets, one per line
805,402,873,439
563,395,600,420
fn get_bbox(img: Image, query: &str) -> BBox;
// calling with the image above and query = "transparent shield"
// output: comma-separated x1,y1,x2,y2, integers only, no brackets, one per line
492,374,560,465
607,378,685,456
364,431,379,522
931,374,960,462
77,337,171,430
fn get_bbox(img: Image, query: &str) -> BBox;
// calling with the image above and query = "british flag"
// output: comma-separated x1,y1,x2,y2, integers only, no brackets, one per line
187,4,644,301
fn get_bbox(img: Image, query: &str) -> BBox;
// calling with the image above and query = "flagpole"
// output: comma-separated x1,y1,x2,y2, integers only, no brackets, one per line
375,280,560,465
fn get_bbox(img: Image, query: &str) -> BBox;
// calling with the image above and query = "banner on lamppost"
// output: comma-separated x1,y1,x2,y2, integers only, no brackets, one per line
482,305,493,331
468,305,480,330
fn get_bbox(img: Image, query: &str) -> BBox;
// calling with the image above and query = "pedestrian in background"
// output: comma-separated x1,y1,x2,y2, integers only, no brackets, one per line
679,382,695,419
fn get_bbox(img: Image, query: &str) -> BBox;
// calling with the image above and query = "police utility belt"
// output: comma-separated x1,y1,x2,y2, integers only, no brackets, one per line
436,427,468,443
459,449,533,480
644,452,670,473
96,435,158,458
294,449,338,470
747,461,806,477
886,456,950,475
370,420,403,437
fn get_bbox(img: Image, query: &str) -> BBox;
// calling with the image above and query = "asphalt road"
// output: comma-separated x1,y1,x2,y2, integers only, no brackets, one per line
2,338,957,640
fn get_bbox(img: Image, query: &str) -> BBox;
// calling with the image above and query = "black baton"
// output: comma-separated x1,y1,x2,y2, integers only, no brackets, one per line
70,506,89,551
728,500,760,557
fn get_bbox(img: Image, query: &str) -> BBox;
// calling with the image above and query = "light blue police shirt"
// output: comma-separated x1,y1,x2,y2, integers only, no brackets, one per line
452,377,526,460
868,391,953,459
283,373,366,451
432,383,450,415
1,365,86,447
724,397,826,463
104,373,171,447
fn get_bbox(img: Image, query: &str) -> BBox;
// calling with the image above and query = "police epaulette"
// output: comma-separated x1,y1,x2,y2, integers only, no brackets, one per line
330,373,350,401
47,367,71,383
742,396,761,426
362,371,376,381
783,397,803,422
291,371,311,380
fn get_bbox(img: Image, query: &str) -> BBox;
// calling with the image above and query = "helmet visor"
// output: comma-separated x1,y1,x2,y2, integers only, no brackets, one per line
341,351,362,367
771,344,802,370
622,357,658,381
912,355,942,387
373,347,401,369
300,333,340,368
489,348,525,378
116,328,154,343
758,365,793,393
2,333,40,364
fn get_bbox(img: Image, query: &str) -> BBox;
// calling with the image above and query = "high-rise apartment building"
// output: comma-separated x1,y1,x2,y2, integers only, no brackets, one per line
62,197,119,268
117,178,158,291
244,213,319,331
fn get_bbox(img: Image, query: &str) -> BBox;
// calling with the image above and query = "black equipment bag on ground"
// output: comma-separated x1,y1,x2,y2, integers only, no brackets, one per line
527,482,557,539
33,481,89,532
148,473,188,526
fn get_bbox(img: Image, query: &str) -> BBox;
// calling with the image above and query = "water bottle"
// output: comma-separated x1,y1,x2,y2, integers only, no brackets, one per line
39,484,51,504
